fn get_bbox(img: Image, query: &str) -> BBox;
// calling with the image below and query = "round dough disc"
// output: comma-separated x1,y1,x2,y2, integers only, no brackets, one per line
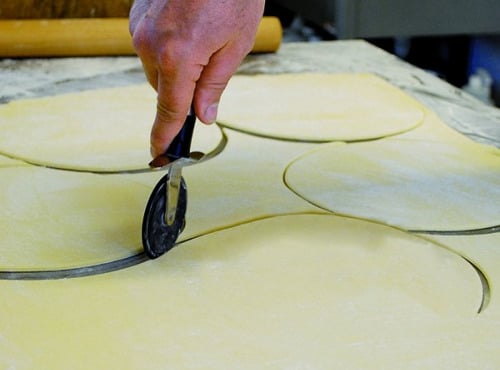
0,84,223,172
217,73,424,141
285,139,500,231
0,167,151,270
0,214,483,368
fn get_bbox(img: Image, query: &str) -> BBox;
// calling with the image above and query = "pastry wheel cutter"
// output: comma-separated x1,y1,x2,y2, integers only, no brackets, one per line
142,106,203,259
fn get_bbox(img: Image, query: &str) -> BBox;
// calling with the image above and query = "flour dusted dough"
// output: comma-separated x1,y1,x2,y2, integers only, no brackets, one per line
425,232,500,317
395,109,475,144
285,138,500,231
0,84,223,172
0,167,150,270
0,129,318,271
0,214,486,369
0,154,26,167
179,129,320,238
217,73,425,141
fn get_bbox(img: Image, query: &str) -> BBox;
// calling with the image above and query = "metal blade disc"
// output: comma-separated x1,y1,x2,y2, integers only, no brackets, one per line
142,172,187,259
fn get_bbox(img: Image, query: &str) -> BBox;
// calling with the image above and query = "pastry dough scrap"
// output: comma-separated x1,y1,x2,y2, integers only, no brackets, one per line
0,214,485,369
217,73,425,141
0,84,223,172
285,138,500,231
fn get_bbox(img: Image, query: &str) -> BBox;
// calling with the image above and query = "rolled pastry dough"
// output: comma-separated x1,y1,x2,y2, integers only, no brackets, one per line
425,232,500,317
217,73,425,141
0,129,318,271
0,154,26,168
0,214,485,369
0,167,150,270
0,84,223,172
285,138,500,231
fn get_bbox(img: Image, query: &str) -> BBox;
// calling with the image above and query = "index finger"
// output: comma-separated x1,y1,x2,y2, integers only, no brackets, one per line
150,62,200,158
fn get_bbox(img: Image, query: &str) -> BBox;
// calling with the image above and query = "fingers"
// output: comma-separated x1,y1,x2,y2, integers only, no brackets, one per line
131,11,202,157
150,72,196,158
152,44,245,156
150,43,204,157
130,0,265,159
129,6,160,91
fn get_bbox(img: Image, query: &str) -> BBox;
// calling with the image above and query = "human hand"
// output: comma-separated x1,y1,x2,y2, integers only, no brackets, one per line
129,0,265,157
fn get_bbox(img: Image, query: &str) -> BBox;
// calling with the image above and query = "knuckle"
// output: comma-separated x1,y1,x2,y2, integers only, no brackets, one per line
156,40,193,73
131,27,155,57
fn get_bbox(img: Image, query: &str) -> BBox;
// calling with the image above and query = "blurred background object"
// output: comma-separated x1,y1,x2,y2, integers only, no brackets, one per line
1,0,499,106
0,0,133,18
264,0,500,106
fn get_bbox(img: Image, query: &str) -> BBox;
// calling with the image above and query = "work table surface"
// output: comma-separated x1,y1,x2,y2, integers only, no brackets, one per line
1,40,499,147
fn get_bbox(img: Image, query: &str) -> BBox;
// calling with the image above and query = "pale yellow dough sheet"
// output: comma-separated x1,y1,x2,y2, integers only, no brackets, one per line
0,84,223,172
0,167,150,270
0,154,27,168
395,108,477,144
217,73,425,141
0,129,318,271
424,232,500,318
285,138,500,231
129,128,321,241
2,73,500,369
0,214,489,370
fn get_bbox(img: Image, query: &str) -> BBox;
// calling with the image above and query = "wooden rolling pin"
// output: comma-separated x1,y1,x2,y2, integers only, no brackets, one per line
0,0,133,19
0,16,282,57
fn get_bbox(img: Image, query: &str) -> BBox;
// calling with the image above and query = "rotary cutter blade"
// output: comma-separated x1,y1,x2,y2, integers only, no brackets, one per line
142,172,187,259
142,106,197,259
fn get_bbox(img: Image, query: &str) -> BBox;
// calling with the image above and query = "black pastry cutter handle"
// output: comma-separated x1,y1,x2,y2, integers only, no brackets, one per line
142,107,197,259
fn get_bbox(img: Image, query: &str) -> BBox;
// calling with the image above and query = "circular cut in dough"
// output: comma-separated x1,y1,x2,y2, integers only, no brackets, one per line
0,214,483,368
0,167,151,270
0,154,26,168
0,84,224,172
217,73,425,141
285,139,500,231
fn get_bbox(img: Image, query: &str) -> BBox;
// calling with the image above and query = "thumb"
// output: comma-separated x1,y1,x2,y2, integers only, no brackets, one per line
193,49,243,125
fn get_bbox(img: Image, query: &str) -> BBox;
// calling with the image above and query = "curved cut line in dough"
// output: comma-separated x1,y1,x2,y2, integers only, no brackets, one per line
423,232,500,317
0,167,151,270
1,209,485,293
0,253,148,280
284,138,500,232
2,209,489,316
414,225,500,235
0,154,28,168
0,128,316,274
0,212,322,280
0,84,224,172
0,212,324,280
0,214,486,369
2,124,229,175
413,231,492,314
464,257,491,313
217,73,426,142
